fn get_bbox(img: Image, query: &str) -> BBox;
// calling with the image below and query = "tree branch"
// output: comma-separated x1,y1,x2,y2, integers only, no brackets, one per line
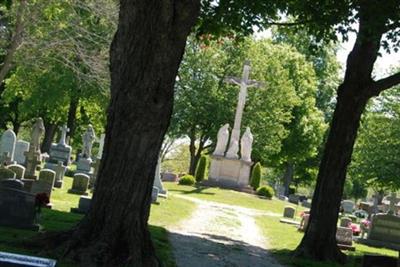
0,0,26,83
369,72,400,96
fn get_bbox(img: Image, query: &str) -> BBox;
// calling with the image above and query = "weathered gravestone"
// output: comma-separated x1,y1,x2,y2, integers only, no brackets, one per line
288,194,300,205
359,214,400,250
0,179,39,230
299,213,310,232
30,169,55,203
0,129,16,163
89,158,101,188
0,251,56,267
53,161,66,188
24,146,41,180
153,158,167,195
71,195,92,214
14,140,30,165
0,168,16,181
7,164,25,179
341,200,355,214
68,173,89,195
152,187,159,203
336,226,355,251
340,217,352,227
45,125,72,173
283,206,295,219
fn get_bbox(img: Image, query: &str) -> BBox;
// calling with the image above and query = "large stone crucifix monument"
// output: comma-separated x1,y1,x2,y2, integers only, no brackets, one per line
208,60,262,189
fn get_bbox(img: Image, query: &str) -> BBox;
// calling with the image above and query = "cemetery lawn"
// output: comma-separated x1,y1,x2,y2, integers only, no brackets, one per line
0,177,195,267
165,182,304,214
257,214,398,267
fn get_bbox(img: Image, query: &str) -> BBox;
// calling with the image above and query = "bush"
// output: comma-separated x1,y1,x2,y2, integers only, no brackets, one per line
195,156,208,182
257,185,275,199
250,162,262,190
178,174,196,185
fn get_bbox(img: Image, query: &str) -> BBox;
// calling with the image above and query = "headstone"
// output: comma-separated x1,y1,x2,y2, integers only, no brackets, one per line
7,164,25,179
0,251,56,267
152,186,159,203
367,214,400,247
153,158,167,195
24,146,41,180
30,169,55,201
387,192,398,215
90,157,101,187
53,161,66,188
0,179,39,230
336,226,354,248
0,129,16,162
340,217,352,227
76,157,92,175
341,200,355,214
0,168,16,181
283,206,295,219
68,173,90,195
161,172,178,182
301,200,311,208
14,140,30,165
46,125,72,167
288,194,300,205
71,195,92,214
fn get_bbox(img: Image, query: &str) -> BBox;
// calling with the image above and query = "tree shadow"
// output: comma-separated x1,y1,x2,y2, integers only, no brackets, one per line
168,185,215,195
168,230,281,267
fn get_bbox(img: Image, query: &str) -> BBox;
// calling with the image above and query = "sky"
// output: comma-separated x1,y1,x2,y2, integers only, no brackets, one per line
337,31,400,78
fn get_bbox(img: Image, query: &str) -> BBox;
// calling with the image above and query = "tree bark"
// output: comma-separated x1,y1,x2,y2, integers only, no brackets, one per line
294,5,386,263
66,95,79,138
64,1,200,266
283,162,294,196
41,121,56,153
188,131,206,175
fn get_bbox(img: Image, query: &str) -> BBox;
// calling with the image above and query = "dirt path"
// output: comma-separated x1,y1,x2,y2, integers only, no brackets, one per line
167,195,283,267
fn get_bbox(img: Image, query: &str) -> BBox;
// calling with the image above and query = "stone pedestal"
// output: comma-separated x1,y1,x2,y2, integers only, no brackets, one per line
47,143,72,166
76,158,92,175
208,155,252,188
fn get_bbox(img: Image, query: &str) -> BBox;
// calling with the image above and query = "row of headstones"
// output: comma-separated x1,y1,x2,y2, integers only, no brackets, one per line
0,129,29,165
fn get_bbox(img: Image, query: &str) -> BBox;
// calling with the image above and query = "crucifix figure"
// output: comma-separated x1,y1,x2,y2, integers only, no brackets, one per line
224,60,263,159
59,125,69,146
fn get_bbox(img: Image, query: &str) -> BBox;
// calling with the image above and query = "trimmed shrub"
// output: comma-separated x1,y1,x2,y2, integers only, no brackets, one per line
257,185,275,199
250,162,262,190
195,156,208,182
178,174,196,185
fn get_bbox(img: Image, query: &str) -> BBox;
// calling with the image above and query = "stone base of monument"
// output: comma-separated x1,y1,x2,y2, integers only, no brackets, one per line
76,158,93,176
207,155,253,189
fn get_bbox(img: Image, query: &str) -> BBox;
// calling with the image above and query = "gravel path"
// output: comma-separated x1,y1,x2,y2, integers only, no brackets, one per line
167,195,283,267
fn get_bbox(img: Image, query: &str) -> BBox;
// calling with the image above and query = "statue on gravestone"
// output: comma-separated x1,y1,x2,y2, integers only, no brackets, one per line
213,124,230,156
240,127,253,162
31,118,45,152
59,125,69,146
82,125,96,159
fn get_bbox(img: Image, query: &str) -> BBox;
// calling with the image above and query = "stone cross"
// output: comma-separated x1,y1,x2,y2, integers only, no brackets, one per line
224,60,263,159
388,192,397,215
24,146,41,179
59,125,69,146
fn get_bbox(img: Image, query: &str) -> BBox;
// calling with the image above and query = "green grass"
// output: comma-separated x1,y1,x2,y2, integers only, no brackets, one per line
256,215,398,267
164,182,305,214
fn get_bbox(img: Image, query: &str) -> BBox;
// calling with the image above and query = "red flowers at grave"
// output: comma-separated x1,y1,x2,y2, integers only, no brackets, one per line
35,193,50,212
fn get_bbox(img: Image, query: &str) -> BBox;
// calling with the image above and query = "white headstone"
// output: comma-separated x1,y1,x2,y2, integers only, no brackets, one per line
153,158,166,195
341,200,355,214
14,140,29,165
0,129,16,161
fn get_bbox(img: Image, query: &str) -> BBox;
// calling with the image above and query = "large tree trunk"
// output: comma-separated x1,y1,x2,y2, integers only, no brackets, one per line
64,1,200,266
41,121,57,153
283,162,294,196
66,95,79,138
294,5,386,263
